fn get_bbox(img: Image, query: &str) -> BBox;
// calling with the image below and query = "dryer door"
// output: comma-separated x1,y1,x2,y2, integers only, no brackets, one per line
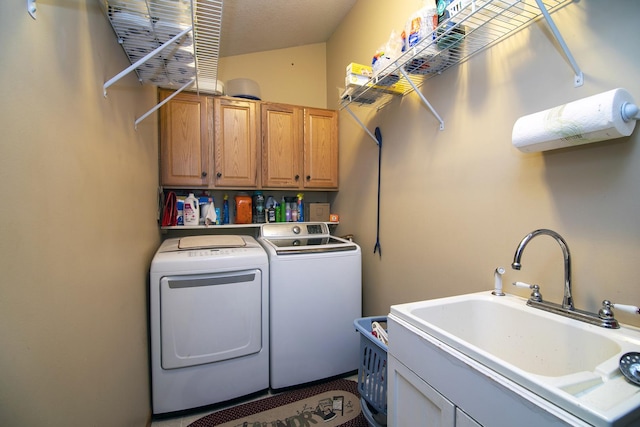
160,269,262,369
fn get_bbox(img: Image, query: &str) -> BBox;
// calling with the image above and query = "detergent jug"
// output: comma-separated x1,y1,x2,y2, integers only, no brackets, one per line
183,193,200,226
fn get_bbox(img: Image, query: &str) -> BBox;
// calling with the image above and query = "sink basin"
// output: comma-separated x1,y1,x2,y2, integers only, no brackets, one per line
409,297,621,377
390,292,640,426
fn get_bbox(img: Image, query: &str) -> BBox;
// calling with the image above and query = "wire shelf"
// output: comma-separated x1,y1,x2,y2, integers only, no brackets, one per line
101,0,223,94
340,0,573,111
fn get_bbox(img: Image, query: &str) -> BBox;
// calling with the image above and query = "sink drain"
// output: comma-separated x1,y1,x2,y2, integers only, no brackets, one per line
620,352,640,386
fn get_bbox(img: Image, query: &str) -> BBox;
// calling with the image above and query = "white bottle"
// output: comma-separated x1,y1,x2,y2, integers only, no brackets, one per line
183,193,200,226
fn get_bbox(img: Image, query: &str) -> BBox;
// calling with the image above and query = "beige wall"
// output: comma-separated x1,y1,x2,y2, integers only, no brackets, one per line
0,2,160,426
218,43,327,108
2,1,639,425
328,0,640,328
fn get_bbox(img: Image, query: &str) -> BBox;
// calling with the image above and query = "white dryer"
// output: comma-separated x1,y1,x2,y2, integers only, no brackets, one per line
149,235,269,415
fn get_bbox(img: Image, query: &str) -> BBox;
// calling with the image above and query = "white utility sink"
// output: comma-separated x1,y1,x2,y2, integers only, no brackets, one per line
390,292,640,426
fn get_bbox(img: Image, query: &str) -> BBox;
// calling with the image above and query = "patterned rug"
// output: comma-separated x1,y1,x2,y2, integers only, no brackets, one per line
187,379,369,427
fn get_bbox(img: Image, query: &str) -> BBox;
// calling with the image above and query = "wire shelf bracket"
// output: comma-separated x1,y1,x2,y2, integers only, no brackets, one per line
534,0,583,87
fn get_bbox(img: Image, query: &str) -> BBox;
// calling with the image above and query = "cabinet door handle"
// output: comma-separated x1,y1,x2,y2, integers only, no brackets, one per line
216,172,222,178
201,171,207,178
295,174,300,181
306,175,311,181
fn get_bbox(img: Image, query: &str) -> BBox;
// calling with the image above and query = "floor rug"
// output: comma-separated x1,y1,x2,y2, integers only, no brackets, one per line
188,379,369,427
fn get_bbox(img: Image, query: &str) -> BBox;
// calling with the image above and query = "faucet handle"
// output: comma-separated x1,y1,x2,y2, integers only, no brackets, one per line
610,302,640,316
598,300,615,320
598,300,623,329
513,281,535,289
512,281,543,302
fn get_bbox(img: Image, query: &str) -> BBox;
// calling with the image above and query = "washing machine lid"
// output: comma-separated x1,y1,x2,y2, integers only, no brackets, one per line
157,235,259,253
259,222,357,255
178,235,245,249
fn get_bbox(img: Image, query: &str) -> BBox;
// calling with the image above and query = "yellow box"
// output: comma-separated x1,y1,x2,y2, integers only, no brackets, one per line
346,62,373,77
370,80,405,95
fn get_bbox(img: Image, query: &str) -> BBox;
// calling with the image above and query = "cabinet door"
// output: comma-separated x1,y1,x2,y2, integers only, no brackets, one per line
388,355,456,427
261,103,303,188
159,90,212,187
456,409,482,427
303,108,338,189
213,97,259,188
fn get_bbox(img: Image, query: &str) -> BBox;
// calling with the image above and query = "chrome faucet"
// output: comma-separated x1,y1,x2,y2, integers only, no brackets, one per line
511,229,573,310
510,229,623,328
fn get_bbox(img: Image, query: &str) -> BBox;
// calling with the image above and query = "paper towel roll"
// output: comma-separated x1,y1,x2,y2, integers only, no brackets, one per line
512,88,637,153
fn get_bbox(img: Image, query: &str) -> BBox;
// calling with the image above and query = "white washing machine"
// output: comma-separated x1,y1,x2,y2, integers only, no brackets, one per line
149,235,269,415
258,222,362,389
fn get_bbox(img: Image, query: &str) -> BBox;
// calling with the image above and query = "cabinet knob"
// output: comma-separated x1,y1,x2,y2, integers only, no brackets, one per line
216,172,222,178
201,171,207,178
295,174,300,181
306,175,311,181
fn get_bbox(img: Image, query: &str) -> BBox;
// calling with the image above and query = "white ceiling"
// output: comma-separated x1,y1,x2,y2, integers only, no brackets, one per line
219,0,357,57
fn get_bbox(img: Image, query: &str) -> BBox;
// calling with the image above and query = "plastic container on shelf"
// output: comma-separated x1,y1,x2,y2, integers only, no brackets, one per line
253,191,265,223
183,193,199,226
234,193,252,224
354,316,388,427
198,196,210,224
176,200,184,225
222,194,229,224
297,193,304,222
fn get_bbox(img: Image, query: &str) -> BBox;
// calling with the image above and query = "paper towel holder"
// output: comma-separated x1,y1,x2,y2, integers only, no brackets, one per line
512,88,638,153
621,102,640,122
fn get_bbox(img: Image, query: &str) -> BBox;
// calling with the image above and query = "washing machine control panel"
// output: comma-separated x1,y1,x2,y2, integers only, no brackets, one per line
306,224,324,235
260,222,329,239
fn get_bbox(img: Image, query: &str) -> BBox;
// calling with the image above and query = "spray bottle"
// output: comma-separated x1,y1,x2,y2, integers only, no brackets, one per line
297,193,304,222
223,194,229,224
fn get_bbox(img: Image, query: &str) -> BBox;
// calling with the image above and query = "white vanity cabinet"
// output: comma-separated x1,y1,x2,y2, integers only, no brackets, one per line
389,354,480,426
387,315,590,427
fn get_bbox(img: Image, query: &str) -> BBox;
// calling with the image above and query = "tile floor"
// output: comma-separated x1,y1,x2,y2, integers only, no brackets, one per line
151,374,359,427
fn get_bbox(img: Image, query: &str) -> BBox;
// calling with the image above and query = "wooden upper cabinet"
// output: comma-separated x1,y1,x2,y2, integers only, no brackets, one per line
159,90,212,187
261,103,303,188
213,97,260,188
303,108,338,189
159,90,338,191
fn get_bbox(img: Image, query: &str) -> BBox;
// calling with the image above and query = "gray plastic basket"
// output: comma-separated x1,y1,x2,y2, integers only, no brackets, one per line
354,316,388,425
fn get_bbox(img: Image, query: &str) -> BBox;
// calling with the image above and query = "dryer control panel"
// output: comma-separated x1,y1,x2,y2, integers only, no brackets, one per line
187,248,250,257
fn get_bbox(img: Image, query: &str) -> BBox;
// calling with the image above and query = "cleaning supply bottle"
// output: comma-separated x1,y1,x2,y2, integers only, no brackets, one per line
285,199,292,222
223,194,229,224
184,193,199,226
297,193,304,222
280,197,286,222
253,191,265,223
176,200,184,225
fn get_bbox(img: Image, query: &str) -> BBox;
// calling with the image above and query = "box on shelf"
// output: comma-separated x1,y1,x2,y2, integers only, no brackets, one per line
305,203,330,222
346,73,370,88
345,62,404,96
346,62,373,77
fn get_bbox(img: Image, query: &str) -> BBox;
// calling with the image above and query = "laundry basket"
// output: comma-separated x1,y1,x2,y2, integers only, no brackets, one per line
354,316,388,427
